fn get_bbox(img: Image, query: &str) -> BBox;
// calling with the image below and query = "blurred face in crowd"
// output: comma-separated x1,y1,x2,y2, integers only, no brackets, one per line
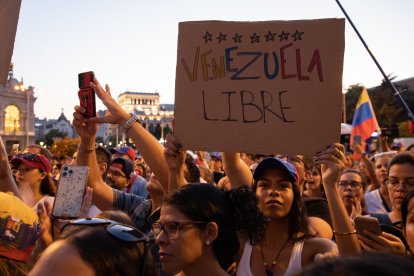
15,164,46,189
358,162,368,176
134,164,144,176
106,167,129,190
375,156,391,185
240,153,253,166
404,196,414,252
304,166,322,192
387,163,414,211
29,240,95,276
255,168,294,219
209,157,222,172
51,166,60,178
337,172,364,211
155,204,207,274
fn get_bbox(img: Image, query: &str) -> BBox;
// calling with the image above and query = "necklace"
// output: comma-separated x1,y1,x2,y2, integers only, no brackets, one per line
261,238,290,276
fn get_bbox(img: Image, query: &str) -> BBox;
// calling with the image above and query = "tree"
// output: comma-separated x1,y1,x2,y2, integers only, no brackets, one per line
345,78,414,137
43,129,67,147
50,138,80,158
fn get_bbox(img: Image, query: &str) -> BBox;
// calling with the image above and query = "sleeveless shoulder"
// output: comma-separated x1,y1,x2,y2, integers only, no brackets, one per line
236,241,254,276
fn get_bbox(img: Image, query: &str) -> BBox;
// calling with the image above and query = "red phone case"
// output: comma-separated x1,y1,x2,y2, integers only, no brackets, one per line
78,72,96,118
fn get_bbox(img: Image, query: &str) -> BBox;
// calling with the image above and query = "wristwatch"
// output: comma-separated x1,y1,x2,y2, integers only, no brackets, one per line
121,113,142,134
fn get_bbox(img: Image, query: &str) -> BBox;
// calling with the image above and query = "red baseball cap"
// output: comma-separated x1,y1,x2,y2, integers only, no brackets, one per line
11,154,51,173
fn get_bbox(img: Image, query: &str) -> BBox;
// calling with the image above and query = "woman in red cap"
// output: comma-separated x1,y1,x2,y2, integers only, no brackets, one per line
11,153,55,208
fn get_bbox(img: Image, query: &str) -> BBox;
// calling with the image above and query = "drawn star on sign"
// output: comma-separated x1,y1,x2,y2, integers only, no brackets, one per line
217,32,227,43
202,31,213,43
264,31,277,42
232,33,242,43
279,31,290,41
292,30,304,41
250,32,260,44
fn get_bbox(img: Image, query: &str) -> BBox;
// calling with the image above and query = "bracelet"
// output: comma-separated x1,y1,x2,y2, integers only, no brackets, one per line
121,113,142,134
77,144,97,153
333,229,357,235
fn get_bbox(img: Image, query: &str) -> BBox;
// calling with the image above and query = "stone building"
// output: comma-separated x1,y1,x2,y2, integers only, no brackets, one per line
97,91,174,144
0,67,36,153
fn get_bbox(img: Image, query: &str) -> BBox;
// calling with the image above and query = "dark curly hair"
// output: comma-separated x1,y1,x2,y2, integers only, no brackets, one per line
163,183,265,269
252,178,309,242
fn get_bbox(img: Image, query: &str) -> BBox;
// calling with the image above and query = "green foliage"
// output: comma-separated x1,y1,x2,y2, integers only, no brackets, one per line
43,129,67,146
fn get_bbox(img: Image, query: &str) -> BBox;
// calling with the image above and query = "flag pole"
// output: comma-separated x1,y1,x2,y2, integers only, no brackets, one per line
335,0,414,124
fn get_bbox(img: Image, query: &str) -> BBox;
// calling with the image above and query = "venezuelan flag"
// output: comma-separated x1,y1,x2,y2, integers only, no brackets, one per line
350,88,380,146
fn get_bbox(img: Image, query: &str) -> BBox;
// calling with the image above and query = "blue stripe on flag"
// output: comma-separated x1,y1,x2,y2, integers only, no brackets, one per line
352,102,373,126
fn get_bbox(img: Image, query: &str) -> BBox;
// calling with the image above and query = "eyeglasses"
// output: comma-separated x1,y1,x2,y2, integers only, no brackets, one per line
337,180,363,189
109,170,127,178
152,221,207,240
14,167,38,174
386,178,414,189
61,218,150,242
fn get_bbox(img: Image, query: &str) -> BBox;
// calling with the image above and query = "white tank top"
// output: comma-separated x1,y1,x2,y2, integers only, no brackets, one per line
236,240,305,276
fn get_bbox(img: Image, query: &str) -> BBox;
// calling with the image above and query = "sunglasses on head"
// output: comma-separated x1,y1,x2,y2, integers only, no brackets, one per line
61,218,151,275
61,217,150,242
17,153,41,161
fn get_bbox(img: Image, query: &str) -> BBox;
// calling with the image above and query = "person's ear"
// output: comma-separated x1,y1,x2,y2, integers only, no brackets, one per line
203,222,219,246
40,171,47,180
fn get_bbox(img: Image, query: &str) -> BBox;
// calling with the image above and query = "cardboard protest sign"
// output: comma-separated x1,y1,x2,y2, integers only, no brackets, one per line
174,19,345,155
0,0,21,84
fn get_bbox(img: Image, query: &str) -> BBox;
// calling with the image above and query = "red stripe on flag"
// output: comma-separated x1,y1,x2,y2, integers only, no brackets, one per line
351,117,378,144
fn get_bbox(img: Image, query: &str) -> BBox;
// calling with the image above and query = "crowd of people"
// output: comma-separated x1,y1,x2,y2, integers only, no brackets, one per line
1,76,414,275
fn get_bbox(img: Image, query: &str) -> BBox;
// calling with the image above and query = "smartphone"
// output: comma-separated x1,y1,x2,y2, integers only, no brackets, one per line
353,135,362,145
78,71,96,118
354,216,382,235
52,165,89,219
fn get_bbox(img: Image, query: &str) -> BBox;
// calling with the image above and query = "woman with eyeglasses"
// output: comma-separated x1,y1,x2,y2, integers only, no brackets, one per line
336,169,367,219
29,217,155,276
152,134,265,275
153,184,265,276
369,153,414,228
10,153,55,208
354,153,414,256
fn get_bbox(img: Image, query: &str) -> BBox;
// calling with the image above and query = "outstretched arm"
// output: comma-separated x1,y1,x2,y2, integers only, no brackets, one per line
73,106,114,210
315,143,361,256
89,78,169,192
222,152,253,188
163,134,187,193
0,136,20,198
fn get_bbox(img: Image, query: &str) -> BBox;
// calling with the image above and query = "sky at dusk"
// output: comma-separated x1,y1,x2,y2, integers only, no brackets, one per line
10,0,414,119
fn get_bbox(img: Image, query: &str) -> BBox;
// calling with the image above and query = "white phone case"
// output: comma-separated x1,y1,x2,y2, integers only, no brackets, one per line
52,165,89,218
